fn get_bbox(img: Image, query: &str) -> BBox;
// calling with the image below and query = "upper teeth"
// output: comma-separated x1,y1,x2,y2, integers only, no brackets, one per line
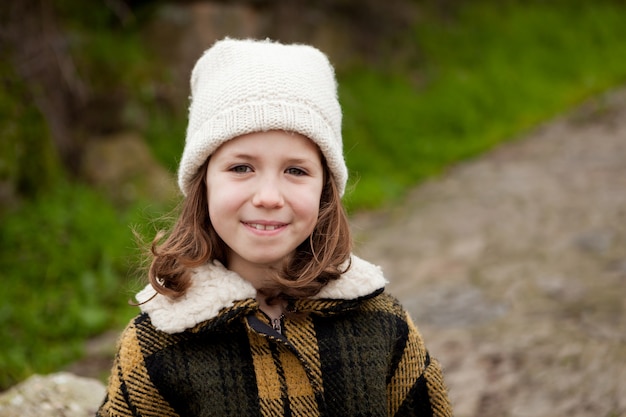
249,223,280,231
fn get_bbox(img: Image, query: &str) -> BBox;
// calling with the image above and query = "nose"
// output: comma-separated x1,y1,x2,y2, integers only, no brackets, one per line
252,177,284,208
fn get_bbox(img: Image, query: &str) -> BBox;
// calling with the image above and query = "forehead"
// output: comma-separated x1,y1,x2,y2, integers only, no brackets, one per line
213,130,322,159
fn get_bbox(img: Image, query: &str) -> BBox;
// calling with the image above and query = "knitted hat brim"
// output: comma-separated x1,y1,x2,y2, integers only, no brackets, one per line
178,100,348,197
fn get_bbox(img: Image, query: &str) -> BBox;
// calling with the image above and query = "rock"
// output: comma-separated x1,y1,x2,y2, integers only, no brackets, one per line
0,372,105,417
80,132,178,206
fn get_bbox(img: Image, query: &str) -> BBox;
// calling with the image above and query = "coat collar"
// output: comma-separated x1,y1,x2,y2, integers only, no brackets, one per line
137,255,387,334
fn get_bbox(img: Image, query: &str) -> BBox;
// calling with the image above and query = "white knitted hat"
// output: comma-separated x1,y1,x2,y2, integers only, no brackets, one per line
178,38,347,196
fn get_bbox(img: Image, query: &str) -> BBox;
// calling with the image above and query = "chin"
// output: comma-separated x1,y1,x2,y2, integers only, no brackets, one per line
248,256,286,268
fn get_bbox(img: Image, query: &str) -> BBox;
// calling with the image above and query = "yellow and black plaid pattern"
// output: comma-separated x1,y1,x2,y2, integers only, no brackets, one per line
248,330,321,416
100,322,180,417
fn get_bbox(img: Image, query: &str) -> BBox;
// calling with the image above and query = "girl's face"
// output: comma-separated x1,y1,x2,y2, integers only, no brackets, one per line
205,130,324,284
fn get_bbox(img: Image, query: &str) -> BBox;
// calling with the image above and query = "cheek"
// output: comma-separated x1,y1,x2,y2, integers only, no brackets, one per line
206,181,243,221
291,186,323,224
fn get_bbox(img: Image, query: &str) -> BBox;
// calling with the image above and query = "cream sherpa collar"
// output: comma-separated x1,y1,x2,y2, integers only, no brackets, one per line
136,255,387,334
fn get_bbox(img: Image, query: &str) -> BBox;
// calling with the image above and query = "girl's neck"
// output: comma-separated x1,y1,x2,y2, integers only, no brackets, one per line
226,256,278,290
224,254,286,320
256,292,286,322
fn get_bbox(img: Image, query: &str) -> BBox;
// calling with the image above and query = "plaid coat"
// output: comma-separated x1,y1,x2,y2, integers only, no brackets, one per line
97,256,452,417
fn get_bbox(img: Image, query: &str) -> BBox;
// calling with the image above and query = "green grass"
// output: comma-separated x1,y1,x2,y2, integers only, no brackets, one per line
0,183,152,388
2,0,626,389
339,1,626,209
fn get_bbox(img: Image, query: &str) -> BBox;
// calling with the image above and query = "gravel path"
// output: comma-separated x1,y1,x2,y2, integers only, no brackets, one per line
351,88,626,417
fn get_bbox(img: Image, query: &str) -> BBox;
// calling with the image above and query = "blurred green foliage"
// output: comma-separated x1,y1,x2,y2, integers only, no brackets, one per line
0,183,131,387
340,1,626,208
0,181,175,387
0,61,62,198
1,0,626,389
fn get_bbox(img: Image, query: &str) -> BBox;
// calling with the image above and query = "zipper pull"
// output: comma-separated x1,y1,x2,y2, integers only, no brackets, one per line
272,315,284,334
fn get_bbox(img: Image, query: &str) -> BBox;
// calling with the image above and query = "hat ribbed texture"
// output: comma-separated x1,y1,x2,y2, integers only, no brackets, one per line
178,38,347,196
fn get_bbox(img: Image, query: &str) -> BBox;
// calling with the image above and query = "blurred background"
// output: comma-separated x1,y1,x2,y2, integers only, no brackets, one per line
1,0,625,414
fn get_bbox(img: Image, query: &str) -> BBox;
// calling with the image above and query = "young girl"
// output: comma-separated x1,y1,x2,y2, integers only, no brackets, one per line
98,38,452,417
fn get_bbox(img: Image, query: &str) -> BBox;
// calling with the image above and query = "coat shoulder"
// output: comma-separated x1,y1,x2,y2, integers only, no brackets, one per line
360,290,408,318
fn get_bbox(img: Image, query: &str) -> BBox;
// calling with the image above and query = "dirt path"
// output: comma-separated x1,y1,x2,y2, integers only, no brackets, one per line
351,88,626,417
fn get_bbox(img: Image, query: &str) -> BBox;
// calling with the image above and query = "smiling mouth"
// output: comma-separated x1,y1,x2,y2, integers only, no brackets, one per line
245,223,286,231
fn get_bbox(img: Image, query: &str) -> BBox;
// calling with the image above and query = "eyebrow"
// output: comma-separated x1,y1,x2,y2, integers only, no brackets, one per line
228,153,256,161
227,153,318,166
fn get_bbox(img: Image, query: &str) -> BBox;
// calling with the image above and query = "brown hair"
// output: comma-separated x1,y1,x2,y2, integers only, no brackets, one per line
148,157,352,300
